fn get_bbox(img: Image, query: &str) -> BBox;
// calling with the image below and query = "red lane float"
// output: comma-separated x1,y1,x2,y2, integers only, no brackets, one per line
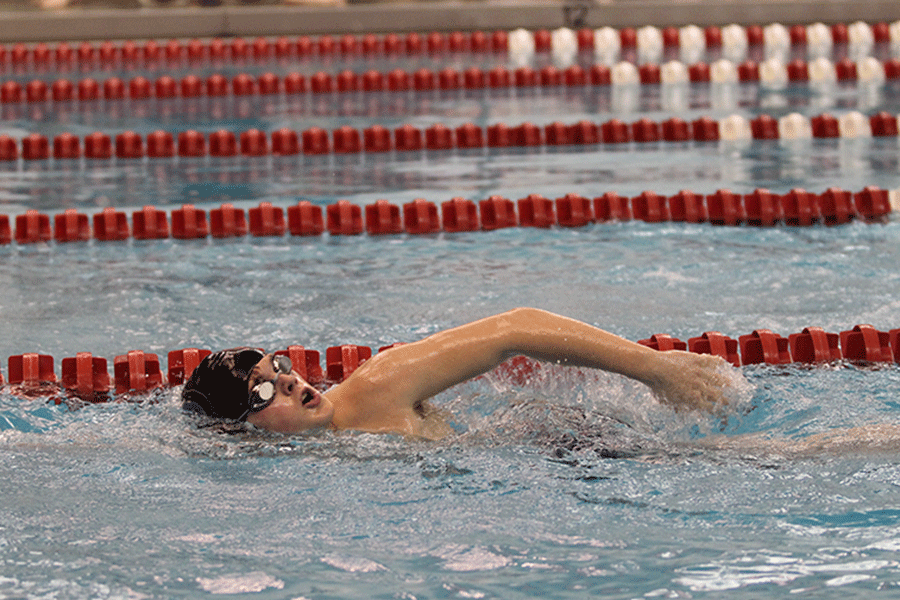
595,192,632,221
840,324,893,362
113,350,162,394
518,194,555,228
54,209,90,243
276,345,324,386
706,190,744,226
325,344,372,383
556,194,593,227
92,207,129,241
167,348,211,386
788,327,842,363
738,329,791,365
61,352,110,398
632,191,668,223
132,205,169,240
442,197,479,232
172,204,210,239
287,201,324,236
53,133,80,160
365,199,402,235
637,334,687,351
0,215,10,245
688,332,741,367
248,202,286,237
15,210,51,244
479,196,517,230
8,353,56,386
744,189,781,227
403,199,440,234
326,200,363,235
668,190,707,223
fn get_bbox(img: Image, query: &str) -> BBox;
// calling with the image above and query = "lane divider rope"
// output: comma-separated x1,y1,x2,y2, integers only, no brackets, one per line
1,108,899,166
513,23,900,67
0,21,897,74
3,54,900,109
3,324,900,399
0,186,894,246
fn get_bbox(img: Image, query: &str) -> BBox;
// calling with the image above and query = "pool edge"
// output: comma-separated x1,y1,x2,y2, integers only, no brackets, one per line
1,0,899,43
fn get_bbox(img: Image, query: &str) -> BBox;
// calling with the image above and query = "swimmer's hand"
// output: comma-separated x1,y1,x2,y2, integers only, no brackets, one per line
644,351,734,412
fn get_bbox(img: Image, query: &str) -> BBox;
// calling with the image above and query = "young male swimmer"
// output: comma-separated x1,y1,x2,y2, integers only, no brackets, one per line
182,308,733,437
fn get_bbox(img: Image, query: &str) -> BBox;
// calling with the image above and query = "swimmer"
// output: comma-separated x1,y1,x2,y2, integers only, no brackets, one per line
182,307,734,438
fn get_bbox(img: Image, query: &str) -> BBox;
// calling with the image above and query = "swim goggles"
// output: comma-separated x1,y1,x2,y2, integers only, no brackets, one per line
244,354,293,417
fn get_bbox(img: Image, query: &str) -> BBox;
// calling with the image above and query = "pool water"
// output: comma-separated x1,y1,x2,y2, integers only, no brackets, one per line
3,29,900,599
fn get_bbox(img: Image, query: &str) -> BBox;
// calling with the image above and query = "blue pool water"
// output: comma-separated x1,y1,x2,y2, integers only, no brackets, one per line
3,32,900,599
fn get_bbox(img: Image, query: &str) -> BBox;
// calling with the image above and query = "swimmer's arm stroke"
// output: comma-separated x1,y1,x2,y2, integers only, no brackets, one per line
329,308,732,425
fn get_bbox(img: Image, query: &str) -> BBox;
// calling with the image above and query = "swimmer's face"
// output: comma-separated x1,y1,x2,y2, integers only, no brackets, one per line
244,354,334,433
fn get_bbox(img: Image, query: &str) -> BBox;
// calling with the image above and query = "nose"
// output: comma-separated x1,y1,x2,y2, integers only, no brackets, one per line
276,372,298,397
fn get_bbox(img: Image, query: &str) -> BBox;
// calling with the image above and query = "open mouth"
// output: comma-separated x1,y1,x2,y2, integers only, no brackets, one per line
301,389,319,408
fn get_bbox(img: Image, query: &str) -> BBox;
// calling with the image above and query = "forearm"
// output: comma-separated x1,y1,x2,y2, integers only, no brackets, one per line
495,309,734,412
400,308,665,399
497,308,663,385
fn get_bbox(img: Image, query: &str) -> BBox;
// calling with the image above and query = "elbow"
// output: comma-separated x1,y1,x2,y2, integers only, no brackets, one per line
501,307,548,322
494,307,553,355
501,307,556,333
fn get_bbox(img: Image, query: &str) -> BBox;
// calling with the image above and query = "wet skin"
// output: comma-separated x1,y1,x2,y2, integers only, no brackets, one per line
242,309,736,438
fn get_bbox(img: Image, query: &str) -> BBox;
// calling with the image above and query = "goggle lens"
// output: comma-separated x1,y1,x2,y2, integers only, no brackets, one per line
247,354,293,413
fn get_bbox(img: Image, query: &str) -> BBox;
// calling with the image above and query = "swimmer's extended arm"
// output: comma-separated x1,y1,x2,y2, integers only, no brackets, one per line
329,308,731,426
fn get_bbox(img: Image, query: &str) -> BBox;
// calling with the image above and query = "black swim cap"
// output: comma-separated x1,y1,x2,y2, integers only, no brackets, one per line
181,348,265,421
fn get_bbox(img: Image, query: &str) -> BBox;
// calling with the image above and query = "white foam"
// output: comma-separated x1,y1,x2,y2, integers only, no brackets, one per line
321,554,387,573
867,538,900,552
196,572,284,594
437,545,512,572
826,574,875,587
